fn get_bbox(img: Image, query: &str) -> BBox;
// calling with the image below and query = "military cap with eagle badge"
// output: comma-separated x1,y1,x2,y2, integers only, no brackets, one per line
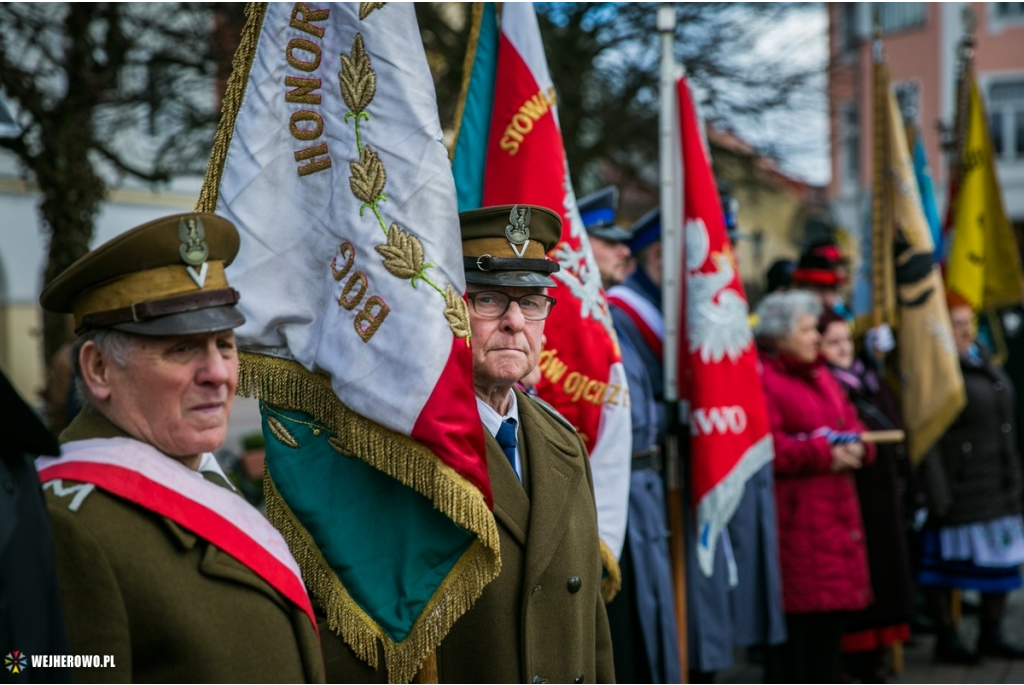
460,204,562,288
41,213,245,336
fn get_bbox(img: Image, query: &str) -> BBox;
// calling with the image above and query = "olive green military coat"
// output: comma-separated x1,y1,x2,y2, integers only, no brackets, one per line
45,408,325,684
321,390,615,683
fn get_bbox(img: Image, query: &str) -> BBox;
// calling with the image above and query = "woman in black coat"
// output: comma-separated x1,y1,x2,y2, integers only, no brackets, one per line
818,311,916,682
918,295,1024,662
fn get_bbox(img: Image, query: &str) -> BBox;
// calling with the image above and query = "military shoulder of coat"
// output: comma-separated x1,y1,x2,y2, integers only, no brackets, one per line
524,393,578,435
42,477,98,513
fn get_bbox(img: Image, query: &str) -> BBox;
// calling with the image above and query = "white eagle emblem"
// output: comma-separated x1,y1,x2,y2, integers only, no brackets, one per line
551,169,616,339
686,218,752,363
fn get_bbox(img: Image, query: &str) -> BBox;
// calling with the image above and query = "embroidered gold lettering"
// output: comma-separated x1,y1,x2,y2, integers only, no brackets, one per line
354,295,390,342
605,384,621,406
284,76,322,105
287,38,322,72
290,110,324,141
339,271,369,310
499,86,559,156
290,3,329,38
294,143,332,176
331,242,355,281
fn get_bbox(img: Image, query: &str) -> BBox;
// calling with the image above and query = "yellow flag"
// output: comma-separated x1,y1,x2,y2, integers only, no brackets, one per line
946,75,1024,310
882,73,966,463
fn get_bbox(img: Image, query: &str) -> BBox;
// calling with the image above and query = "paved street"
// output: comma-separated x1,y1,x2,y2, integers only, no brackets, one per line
717,588,1024,683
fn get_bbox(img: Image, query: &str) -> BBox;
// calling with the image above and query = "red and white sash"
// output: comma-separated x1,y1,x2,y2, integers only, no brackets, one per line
606,285,665,360
37,438,316,633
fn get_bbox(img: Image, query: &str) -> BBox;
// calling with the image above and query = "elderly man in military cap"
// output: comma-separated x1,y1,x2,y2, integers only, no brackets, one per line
319,204,614,683
37,214,324,683
578,186,633,291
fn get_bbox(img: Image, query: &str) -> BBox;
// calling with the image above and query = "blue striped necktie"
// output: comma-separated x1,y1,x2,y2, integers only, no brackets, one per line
495,418,519,480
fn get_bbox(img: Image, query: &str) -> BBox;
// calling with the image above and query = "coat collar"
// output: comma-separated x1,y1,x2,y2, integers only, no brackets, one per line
516,390,586,588
485,428,530,547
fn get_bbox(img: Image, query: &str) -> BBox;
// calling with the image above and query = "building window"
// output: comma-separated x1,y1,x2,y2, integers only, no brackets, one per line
989,78,1024,160
841,4,860,53
993,3,1024,20
842,102,860,189
876,3,927,34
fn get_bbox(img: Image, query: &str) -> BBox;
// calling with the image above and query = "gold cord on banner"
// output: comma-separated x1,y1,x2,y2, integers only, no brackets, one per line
449,2,485,162
196,2,268,213
244,352,501,684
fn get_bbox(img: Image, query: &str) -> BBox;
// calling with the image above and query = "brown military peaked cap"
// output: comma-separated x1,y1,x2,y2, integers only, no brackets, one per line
41,213,245,336
460,204,562,288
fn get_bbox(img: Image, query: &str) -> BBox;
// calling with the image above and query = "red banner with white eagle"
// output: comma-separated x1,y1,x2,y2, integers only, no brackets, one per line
478,2,631,560
676,76,774,576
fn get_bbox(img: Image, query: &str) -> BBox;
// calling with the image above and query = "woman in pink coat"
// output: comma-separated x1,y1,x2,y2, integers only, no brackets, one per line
754,290,874,684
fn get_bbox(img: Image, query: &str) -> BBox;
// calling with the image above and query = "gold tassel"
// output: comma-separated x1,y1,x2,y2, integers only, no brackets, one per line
599,538,622,603
250,352,501,684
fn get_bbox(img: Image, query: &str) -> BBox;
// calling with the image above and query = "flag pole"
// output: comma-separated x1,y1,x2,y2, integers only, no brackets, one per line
870,17,895,333
657,4,688,681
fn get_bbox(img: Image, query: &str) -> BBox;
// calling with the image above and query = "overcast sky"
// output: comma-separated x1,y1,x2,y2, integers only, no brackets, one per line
739,4,830,186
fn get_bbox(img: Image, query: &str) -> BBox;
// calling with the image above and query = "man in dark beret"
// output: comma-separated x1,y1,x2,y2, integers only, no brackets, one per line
37,213,324,683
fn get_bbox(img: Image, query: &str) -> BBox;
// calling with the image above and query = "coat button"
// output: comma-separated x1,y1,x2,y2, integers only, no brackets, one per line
575,676,585,683
1003,423,1012,434
962,442,972,453
567,576,582,593
533,676,542,684
850,529,862,542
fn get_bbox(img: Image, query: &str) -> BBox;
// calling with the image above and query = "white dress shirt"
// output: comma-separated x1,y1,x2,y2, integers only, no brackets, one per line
476,390,522,481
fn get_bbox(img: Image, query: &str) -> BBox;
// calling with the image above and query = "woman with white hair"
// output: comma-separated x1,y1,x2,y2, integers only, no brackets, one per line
754,290,874,684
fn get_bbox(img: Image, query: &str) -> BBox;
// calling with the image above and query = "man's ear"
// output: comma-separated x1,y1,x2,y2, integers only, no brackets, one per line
79,341,113,403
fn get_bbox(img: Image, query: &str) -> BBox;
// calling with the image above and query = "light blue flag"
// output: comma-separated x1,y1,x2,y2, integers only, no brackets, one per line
913,134,943,260
452,2,498,212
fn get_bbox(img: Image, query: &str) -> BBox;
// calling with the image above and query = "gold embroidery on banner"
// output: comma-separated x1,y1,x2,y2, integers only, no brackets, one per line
339,33,376,149
444,285,472,342
536,348,629,407
327,435,356,457
336,30,469,340
268,415,300,448
375,224,424,280
348,145,386,211
359,2,386,20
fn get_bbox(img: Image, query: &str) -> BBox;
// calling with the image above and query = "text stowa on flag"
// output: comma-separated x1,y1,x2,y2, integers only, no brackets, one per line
196,3,497,683
466,1,632,563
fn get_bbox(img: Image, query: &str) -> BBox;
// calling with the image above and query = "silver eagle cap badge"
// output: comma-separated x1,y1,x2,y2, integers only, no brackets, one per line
178,216,210,288
505,205,532,258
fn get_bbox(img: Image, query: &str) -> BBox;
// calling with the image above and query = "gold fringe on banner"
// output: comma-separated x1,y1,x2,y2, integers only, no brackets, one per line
245,352,501,684
599,539,622,603
195,2,268,213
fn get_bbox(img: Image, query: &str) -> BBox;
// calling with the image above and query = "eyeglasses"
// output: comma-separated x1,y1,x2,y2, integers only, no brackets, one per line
467,291,557,321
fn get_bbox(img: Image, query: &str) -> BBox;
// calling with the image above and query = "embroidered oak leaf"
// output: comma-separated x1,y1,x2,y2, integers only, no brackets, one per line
349,145,386,205
375,224,424,280
444,284,472,340
339,34,376,114
359,2,386,20
267,416,299,449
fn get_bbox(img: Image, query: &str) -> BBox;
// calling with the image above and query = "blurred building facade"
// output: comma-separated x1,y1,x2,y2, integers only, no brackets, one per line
828,2,1024,240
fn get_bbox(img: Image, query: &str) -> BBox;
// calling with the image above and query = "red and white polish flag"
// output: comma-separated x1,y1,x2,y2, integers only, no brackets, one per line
675,77,774,575
482,2,631,559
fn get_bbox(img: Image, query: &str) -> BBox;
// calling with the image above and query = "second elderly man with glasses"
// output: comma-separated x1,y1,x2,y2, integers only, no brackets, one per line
321,204,614,683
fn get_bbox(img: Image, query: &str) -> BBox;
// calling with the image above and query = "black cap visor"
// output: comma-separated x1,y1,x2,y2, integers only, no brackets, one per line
113,305,246,336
